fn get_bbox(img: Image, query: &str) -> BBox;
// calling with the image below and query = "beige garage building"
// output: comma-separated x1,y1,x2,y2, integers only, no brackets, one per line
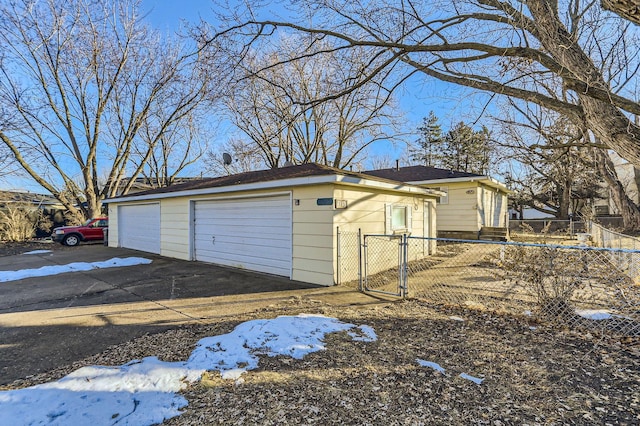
105,163,442,286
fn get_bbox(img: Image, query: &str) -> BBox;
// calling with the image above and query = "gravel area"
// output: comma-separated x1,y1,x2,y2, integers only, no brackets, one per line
2,241,640,424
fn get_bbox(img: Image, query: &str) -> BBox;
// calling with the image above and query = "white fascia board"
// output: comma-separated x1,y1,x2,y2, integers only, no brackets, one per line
105,174,440,204
408,176,512,193
333,175,442,197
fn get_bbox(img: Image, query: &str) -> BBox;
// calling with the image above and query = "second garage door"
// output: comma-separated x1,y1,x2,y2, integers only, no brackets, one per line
118,203,161,254
193,195,292,277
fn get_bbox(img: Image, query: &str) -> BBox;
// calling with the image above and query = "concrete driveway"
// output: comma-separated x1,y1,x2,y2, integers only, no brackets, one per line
0,244,382,385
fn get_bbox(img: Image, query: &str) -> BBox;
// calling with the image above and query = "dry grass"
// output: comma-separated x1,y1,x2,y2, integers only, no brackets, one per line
6,298,640,425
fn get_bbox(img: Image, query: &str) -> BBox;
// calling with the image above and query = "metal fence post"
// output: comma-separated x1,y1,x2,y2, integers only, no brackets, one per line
401,233,409,298
358,228,363,292
336,226,341,286
570,218,574,237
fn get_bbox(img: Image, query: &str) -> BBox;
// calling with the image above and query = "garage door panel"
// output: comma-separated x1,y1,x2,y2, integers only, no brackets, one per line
195,237,290,250
196,212,288,223
118,203,161,254
196,248,291,269
194,195,292,277
195,240,291,255
193,222,289,236
194,225,291,241
196,240,291,258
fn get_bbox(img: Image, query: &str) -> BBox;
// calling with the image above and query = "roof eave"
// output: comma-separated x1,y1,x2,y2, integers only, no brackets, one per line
408,176,512,193
105,174,440,204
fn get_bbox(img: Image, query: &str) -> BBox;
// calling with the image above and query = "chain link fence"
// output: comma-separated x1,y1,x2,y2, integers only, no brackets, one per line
336,228,361,287
509,219,587,238
337,229,640,336
588,221,640,290
590,221,640,250
406,238,640,335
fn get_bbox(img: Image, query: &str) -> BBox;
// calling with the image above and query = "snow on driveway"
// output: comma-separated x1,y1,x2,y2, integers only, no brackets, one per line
22,250,53,255
0,257,152,282
0,314,377,426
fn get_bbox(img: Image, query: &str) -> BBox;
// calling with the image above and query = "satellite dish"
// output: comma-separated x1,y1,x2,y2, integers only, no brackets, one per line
222,152,232,166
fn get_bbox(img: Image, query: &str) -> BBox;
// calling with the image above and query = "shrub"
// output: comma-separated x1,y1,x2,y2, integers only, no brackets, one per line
498,244,632,325
0,203,49,242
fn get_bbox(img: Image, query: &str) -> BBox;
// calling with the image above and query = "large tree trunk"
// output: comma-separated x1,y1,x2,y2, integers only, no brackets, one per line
526,0,640,166
557,180,572,219
593,148,640,231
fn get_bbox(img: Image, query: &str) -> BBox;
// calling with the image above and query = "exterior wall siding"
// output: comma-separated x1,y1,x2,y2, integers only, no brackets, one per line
332,187,437,282
291,185,334,286
107,204,118,247
332,188,429,235
422,182,480,232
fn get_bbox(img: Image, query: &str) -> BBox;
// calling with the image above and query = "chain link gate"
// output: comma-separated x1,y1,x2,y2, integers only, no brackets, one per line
362,234,408,297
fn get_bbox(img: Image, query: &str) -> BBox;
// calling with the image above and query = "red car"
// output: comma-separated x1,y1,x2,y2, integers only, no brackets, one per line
51,217,109,246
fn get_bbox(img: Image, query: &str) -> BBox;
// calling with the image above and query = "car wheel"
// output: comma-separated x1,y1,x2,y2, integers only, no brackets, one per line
63,234,80,246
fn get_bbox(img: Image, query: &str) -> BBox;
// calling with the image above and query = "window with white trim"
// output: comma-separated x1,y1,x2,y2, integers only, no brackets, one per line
385,204,412,234
437,186,449,204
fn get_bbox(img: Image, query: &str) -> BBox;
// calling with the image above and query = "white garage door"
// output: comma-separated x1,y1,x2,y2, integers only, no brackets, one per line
194,195,292,277
118,203,161,254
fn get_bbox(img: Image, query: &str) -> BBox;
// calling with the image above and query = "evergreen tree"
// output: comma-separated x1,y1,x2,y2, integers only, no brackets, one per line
412,115,492,174
411,112,443,167
441,123,492,174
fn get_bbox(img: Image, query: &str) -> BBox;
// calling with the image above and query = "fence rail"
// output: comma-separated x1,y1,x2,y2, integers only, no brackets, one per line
509,219,587,236
337,229,640,336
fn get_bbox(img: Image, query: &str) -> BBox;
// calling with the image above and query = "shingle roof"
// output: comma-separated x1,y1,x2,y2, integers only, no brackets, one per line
111,163,408,199
362,165,484,182
0,190,61,206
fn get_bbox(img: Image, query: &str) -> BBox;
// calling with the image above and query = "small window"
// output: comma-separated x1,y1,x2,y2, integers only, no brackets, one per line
385,204,412,234
391,205,407,230
437,186,449,205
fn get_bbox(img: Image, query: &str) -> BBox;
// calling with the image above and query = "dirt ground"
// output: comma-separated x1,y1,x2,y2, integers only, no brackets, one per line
3,241,640,425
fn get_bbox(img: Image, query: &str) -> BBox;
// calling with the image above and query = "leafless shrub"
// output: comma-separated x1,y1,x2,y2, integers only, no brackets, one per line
498,246,572,320
0,203,46,242
498,244,633,326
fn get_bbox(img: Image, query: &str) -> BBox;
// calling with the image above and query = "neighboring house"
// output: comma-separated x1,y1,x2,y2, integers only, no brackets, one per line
0,190,65,220
0,190,63,210
506,152,640,220
105,163,443,287
363,165,511,240
508,207,554,220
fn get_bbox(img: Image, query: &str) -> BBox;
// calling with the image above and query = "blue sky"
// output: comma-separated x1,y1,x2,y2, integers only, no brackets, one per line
142,0,216,30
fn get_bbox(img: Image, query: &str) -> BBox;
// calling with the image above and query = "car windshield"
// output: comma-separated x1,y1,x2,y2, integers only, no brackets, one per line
82,219,94,226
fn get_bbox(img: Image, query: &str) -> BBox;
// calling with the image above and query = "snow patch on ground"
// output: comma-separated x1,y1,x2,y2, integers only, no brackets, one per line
22,250,52,255
0,257,152,282
416,359,446,374
0,314,376,425
575,309,616,320
459,373,484,385
417,359,485,384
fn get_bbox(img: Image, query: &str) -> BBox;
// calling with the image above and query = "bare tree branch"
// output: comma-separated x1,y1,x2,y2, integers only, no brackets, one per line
0,0,219,218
